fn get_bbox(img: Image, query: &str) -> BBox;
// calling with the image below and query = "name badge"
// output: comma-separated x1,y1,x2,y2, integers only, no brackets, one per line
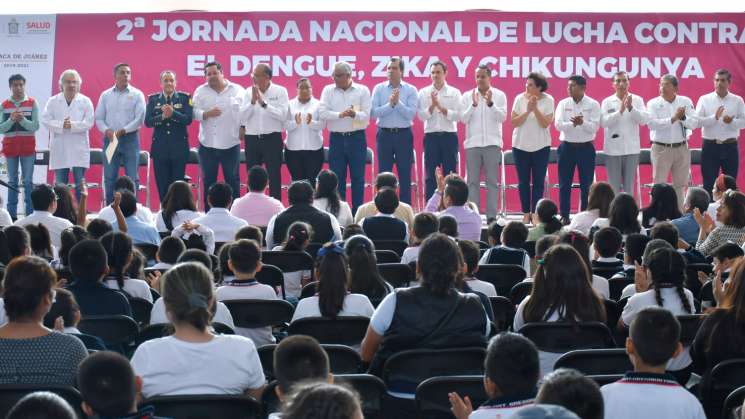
174,103,183,109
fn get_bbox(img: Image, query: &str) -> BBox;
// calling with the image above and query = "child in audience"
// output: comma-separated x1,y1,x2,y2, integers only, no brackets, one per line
528,199,563,242
277,221,313,299
458,240,497,297
281,382,363,419
346,235,392,302
100,231,153,302
25,223,54,261
480,220,530,275
126,248,147,281
601,307,706,419
79,351,169,419
619,247,696,384
216,239,279,346
342,224,364,241
235,225,264,245
558,230,610,299
612,233,651,300
650,221,707,265
43,288,106,351
86,218,113,240
591,227,624,271
401,212,438,265
0,225,30,265
151,236,186,271
449,332,540,419
536,368,604,419
5,392,77,419
439,214,459,238
217,242,234,284
52,225,89,271
132,262,265,399
361,187,409,242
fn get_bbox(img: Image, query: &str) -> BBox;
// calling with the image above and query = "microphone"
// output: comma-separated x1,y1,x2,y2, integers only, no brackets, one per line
0,178,19,193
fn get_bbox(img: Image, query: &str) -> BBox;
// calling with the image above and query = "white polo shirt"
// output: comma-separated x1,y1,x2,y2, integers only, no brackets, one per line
555,95,601,143
601,372,706,419
600,93,649,156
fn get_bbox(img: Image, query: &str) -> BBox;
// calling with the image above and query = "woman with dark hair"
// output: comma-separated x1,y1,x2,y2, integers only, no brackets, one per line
641,183,682,229
53,183,87,226
53,226,89,270
313,169,353,227
592,192,641,237
291,243,374,322
528,198,563,241
695,190,745,256
156,180,202,232
510,72,555,224
707,174,738,224
131,262,265,398
345,235,392,304
24,223,54,262
557,230,610,299
100,231,152,302
277,221,313,299
568,182,615,235
0,225,31,264
282,382,363,419
0,256,87,386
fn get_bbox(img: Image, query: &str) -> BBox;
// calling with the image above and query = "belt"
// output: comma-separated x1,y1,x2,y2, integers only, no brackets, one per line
379,127,411,133
245,132,280,140
652,141,687,148
330,129,364,137
703,138,737,145
563,141,594,147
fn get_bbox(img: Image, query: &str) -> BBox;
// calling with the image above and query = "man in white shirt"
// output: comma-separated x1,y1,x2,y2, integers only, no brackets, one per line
97,175,154,226
555,75,601,223
14,184,73,248
461,64,507,222
94,63,146,205
696,68,745,194
193,181,247,243
285,78,325,187
241,64,288,201
192,61,244,209
319,61,371,214
418,60,462,200
41,69,94,202
600,71,649,195
647,74,697,210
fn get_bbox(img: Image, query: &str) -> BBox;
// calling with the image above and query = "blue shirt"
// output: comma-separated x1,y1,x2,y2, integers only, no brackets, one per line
370,80,417,128
116,215,160,246
95,85,146,134
671,213,700,246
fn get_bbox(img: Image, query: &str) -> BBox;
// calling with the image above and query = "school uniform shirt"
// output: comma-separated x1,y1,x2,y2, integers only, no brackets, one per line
41,92,95,170
155,209,202,232
601,372,706,419
460,87,508,149
555,95,601,143
401,246,420,265
285,97,325,151
240,82,289,135
131,334,265,398
695,91,745,140
621,287,696,370
417,83,462,133
98,203,155,226
192,80,245,149
468,395,534,419
216,279,279,347
464,277,497,298
646,95,697,143
149,298,235,330
291,293,375,322
14,211,73,248
566,209,600,236
104,277,153,302
512,93,555,152
313,198,354,227
600,93,649,156
192,207,248,243
270,245,312,299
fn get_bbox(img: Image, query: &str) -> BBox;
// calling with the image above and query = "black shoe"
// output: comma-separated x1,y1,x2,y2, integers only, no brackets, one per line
486,217,496,225
560,216,571,226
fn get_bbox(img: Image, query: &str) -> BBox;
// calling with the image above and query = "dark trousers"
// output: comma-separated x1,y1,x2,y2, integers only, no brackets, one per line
377,127,413,205
701,140,739,195
285,148,324,188
198,144,240,209
512,146,550,213
328,130,366,214
557,141,596,217
245,132,283,200
153,153,187,202
424,131,458,199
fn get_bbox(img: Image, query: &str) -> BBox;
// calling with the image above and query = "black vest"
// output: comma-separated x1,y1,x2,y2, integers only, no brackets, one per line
485,246,527,266
362,216,407,241
272,204,335,245
378,287,486,360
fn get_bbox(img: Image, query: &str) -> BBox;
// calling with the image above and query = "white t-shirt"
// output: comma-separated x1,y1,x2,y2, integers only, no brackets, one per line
156,209,203,232
216,280,279,347
465,278,497,297
401,246,420,265
291,294,375,322
104,277,153,302
313,198,354,227
601,373,706,419
566,209,599,236
511,93,554,152
592,274,610,300
150,297,236,330
0,299,6,326
469,401,533,419
621,287,696,370
131,334,265,398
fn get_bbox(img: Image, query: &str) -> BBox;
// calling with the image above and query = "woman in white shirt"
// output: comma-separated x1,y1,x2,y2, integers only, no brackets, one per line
707,174,738,227
510,72,555,224
285,78,326,187
313,170,354,227
100,231,152,302
131,262,264,399
155,181,202,232
567,182,615,236
292,243,374,322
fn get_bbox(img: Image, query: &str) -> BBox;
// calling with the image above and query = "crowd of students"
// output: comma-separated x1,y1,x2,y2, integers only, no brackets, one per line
1,163,745,419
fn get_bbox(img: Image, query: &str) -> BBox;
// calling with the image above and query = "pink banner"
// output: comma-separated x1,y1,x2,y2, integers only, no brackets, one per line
52,12,745,211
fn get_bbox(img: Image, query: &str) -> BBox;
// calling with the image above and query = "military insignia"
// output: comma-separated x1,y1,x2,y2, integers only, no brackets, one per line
174,103,183,109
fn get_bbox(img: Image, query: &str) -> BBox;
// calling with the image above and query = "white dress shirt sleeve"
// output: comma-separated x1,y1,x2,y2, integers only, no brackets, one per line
318,86,340,121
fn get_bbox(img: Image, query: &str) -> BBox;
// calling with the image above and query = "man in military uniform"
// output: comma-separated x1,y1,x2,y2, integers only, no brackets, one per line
145,70,193,202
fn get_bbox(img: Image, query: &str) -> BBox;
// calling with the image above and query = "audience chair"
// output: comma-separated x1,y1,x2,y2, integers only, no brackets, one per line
489,296,516,333
335,374,387,419
416,376,487,419
701,359,745,419
519,322,616,353
677,314,705,347
686,263,713,302
305,242,323,258
474,264,527,296
129,297,153,327
722,385,745,419
522,240,537,259
381,347,486,395
257,343,362,381
299,281,317,300
554,348,632,380
509,281,532,306
222,299,294,330
375,249,400,263
134,243,159,263
609,276,633,301
255,264,286,300
78,314,139,352
261,251,314,279
142,394,262,419
372,240,409,257
288,316,370,346
377,263,415,289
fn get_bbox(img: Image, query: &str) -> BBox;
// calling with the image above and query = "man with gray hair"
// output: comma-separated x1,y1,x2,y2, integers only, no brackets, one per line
646,74,697,210
41,69,94,201
319,61,371,213
671,187,710,245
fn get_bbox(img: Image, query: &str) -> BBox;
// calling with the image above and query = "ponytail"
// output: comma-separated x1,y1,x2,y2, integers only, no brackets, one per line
418,233,461,296
283,222,311,252
100,232,133,290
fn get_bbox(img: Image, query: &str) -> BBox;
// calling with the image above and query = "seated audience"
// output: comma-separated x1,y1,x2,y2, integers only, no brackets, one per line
266,181,341,249
354,172,415,226
438,214,459,238
612,233,651,300
98,176,155,225
115,190,160,245
0,225,31,265
361,187,409,242
528,199,562,241
14,184,73,248
53,225,89,271
558,230,610,299
341,224,364,241
671,187,709,246
155,180,202,232
216,239,279,346
131,262,265,398
449,333,540,419
346,235,393,301
193,182,248,243
281,382,363,419
641,183,682,229
535,368,604,419
401,212,438,265
458,240,497,297
5,392,78,419
591,227,624,273
276,221,314,299
695,189,745,256
170,220,215,255
230,165,285,227
292,243,375,322
53,183,86,226
425,171,481,241
511,405,581,419
601,307,706,419
79,351,168,419
43,288,105,351
25,223,54,261
217,242,234,283
151,236,186,271
591,192,641,238
0,256,87,386
100,231,153,302
67,239,132,317
568,182,614,236
480,220,531,275
707,174,738,226
649,221,706,265
235,224,264,244
314,169,354,227
86,218,113,239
